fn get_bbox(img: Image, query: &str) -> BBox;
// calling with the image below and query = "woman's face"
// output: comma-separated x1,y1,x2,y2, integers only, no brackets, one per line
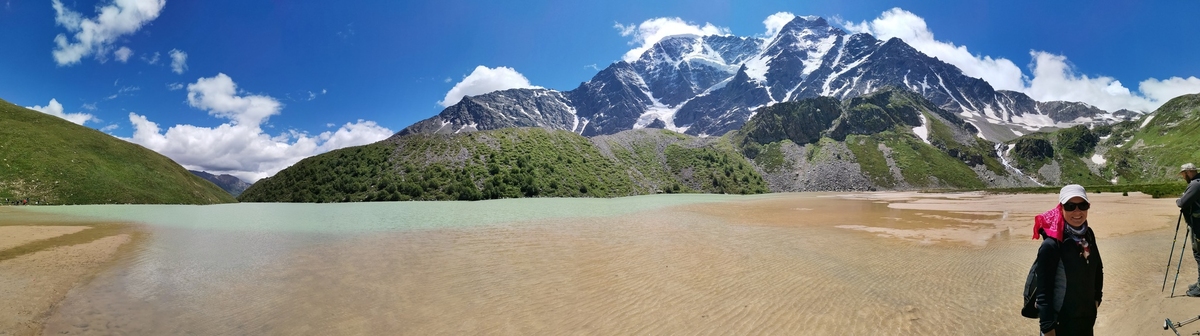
1062,196,1089,228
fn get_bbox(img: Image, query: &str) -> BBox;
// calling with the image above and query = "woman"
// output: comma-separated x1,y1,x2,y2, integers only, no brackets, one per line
1036,184,1104,336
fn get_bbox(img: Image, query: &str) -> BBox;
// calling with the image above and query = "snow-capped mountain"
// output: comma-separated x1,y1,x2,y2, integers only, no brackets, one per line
401,15,1135,142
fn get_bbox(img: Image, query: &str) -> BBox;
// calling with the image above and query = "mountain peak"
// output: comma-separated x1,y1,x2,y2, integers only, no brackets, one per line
782,15,830,30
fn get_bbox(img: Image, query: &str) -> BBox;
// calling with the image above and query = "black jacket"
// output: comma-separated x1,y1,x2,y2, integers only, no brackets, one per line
1179,179,1200,225
1036,225,1103,333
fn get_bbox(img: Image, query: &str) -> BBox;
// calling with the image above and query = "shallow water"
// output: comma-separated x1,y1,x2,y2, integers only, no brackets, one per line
12,193,1107,334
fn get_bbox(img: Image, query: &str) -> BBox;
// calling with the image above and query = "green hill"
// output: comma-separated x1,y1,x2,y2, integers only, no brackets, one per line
735,88,1012,191
238,128,767,202
1105,93,1200,183
0,98,236,204
1003,93,1200,186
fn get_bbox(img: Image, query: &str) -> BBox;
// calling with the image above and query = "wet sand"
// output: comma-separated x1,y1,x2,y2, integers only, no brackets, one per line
14,192,1200,335
0,208,137,336
0,226,89,251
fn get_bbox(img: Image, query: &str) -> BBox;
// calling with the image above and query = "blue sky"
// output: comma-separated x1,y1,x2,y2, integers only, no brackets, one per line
1,0,1198,181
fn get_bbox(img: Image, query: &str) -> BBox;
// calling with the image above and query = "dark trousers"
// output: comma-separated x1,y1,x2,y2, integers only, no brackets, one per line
1051,315,1096,336
1190,219,1200,283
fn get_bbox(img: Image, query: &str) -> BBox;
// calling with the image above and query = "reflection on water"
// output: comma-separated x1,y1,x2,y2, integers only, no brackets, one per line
32,193,1041,334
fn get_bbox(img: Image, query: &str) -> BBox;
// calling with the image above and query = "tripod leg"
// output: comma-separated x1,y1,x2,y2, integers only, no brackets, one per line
1174,226,1191,297
1167,213,1184,291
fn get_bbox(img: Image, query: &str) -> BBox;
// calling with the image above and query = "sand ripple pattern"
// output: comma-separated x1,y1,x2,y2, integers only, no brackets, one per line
39,194,1188,335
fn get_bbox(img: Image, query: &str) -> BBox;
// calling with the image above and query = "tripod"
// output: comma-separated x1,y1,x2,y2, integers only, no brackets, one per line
1165,315,1200,336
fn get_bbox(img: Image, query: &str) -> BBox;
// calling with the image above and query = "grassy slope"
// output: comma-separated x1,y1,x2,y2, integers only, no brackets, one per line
239,128,766,202
1002,93,1200,186
1115,94,1200,182
741,89,994,190
0,99,235,204
845,130,986,189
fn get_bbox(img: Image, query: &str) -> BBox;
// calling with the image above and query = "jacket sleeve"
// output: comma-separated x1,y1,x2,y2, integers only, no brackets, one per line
1179,181,1200,209
1036,238,1060,333
1092,232,1103,305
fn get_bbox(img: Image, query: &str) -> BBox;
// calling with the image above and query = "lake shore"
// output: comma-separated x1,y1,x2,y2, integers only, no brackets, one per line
9,191,1200,334
0,208,141,336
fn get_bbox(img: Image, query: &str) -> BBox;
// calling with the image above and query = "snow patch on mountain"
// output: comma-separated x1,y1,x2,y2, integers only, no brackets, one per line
803,35,839,76
912,113,930,144
1140,115,1156,128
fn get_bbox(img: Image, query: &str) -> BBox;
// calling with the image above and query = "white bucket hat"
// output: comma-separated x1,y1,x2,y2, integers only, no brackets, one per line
1182,163,1197,172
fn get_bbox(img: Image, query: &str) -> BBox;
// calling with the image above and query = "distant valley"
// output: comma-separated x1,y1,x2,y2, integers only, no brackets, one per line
190,171,252,197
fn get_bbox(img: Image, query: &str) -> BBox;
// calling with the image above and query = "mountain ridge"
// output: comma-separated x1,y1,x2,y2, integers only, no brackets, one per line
401,15,1136,142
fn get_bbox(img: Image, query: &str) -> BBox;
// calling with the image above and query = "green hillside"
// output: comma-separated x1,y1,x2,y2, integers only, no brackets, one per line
1107,94,1200,182
1004,93,1200,186
239,128,767,202
736,88,1008,190
0,99,236,204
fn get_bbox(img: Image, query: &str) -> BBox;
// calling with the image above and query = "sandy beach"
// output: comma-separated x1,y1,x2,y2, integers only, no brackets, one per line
7,191,1200,335
0,208,138,336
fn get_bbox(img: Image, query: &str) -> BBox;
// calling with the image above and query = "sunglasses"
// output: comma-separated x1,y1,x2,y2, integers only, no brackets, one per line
1063,201,1090,211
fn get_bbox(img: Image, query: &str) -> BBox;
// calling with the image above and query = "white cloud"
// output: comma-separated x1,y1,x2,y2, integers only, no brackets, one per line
438,65,537,107
762,12,796,39
614,17,730,62
1024,51,1154,112
142,51,160,64
51,0,166,66
100,124,119,132
842,8,1200,112
840,8,1026,92
1139,77,1200,104
26,98,97,125
169,49,188,74
166,82,183,90
105,86,140,100
127,74,394,182
186,73,279,126
114,46,133,63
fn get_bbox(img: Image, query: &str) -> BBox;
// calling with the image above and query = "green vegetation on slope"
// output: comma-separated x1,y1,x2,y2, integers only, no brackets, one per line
1006,125,1111,185
987,182,1186,199
0,99,235,204
738,88,998,190
844,135,897,188
1112,94,1200,183
874,131,985,189
239,128,767,202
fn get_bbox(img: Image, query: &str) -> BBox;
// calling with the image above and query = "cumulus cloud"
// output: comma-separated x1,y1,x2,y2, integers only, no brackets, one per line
26,99,97,125
114,46,133,63
762,12,796,39
51,0,166,66
127,74,394,182
169,49,188,74
614,17,730,62
438,66,537,107
841,8,1200,112
1140,77,1200,103
840,8,1026,92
